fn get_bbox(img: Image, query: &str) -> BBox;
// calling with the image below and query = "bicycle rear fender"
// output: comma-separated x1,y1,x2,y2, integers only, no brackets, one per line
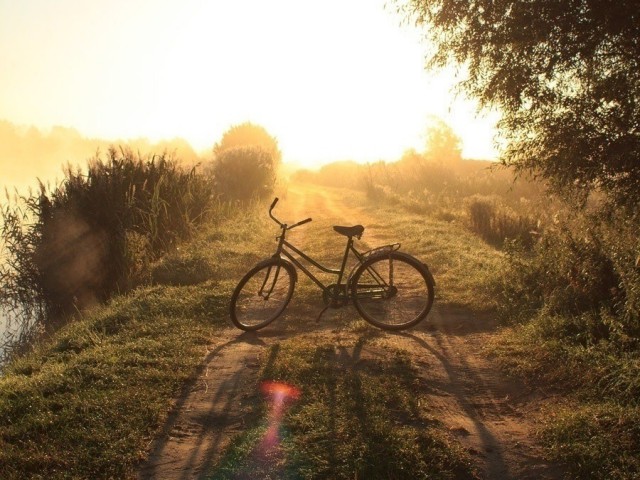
351,250,436,288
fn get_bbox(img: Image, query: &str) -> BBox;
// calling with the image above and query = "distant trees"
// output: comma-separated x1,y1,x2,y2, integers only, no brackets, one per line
403,0,640,207
423,117,462,164
212,122,281,201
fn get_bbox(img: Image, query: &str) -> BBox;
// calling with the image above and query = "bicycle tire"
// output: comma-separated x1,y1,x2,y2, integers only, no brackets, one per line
351,251,434,330
230,258,296,331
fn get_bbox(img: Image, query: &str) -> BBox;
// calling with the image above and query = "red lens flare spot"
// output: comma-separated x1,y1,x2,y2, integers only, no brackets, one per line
260,381,301,401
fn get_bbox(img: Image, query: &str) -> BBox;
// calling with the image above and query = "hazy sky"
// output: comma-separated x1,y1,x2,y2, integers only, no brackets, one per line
0,0,500,167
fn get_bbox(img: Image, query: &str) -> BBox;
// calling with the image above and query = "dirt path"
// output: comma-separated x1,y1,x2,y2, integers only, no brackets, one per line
139,184,561,479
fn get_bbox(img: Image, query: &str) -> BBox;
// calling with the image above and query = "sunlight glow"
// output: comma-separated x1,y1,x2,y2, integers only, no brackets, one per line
0,0,499,169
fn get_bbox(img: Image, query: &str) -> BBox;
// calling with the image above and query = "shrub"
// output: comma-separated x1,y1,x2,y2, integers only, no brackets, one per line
466,195,538,248
0,147,214,362
496,210,640,346
212,145,276,201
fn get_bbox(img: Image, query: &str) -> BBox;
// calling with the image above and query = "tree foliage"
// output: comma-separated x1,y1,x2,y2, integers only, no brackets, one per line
212,122,280,201
423,117,462,163
403,0,640,206
213,121,282,166
212,146,277,201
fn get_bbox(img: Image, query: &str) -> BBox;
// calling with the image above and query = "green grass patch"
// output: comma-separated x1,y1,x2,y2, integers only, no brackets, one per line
348,192,502,313
490,321,640,479
0,202,273,479
540,401,640,479
210,338,475,479
0,283,227,479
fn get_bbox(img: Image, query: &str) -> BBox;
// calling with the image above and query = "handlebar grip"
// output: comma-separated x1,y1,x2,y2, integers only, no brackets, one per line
270,197,279,211
287,217,312,230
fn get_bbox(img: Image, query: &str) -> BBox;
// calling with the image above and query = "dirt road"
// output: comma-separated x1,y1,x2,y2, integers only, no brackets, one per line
139,184,561,479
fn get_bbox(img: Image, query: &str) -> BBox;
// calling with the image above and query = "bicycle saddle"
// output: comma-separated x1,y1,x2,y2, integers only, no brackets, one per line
333,225,364,239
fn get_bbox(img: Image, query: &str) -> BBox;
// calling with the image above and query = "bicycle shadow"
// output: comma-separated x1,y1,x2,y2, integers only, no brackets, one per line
139,330,269,480
389,328,543,479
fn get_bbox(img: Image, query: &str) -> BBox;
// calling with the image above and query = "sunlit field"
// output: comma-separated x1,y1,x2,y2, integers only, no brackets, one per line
2,0,639,478
1,115,638,478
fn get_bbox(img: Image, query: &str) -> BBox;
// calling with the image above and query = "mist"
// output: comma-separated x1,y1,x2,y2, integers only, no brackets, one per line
0,120,204,194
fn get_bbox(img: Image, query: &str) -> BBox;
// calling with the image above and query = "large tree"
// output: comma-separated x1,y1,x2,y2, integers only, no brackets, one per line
403,0,640,206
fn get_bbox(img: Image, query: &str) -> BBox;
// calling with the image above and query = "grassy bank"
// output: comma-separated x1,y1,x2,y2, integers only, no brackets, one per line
1,184,503,478
0,205,269,478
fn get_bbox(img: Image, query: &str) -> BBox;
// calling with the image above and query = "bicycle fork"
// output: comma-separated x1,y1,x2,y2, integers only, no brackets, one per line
258,265,281,300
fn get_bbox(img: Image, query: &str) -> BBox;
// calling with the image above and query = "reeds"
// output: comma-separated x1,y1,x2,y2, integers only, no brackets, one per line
0,147,215,363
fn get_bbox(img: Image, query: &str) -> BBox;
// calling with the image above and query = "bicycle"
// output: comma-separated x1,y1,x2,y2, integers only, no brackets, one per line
230,197,435,331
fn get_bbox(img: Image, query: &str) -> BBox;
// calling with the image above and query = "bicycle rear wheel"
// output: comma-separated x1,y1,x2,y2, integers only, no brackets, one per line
230,258,295,331
351,251,434,330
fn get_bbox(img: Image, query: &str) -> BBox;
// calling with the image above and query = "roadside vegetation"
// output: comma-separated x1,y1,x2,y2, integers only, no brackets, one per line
0,122,280,365
0,208,267,478
297,141,639,478
0,118,280,475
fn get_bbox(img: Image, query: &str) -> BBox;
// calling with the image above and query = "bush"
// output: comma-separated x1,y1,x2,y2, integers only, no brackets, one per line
212,145,276,201
0,147,215,361
466,195,538,248
496,210,640,346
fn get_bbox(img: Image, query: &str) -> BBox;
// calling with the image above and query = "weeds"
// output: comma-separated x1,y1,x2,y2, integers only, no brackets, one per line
491,206,640,478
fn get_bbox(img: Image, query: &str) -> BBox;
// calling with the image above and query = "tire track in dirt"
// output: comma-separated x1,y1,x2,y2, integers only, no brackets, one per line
138,184,562,479
285,184,561,479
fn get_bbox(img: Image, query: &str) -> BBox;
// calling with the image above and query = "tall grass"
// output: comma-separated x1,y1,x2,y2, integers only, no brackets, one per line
497,208,640,343
0,147,215,364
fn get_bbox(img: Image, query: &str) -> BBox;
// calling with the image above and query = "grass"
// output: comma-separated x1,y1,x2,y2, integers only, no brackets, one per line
489,320,640,479
0,202,273,479
210,338,475,479
340,165,640,479
0,182,545,479
348,194,503,313
0,285,223,478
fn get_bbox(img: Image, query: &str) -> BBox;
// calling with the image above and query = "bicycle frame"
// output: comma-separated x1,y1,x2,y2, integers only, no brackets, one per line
268,198,388,302
275,227,363,296
229,198,435,332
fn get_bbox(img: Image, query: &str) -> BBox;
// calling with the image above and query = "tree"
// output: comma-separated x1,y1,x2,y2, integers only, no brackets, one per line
212,146,276,201
213,122,281,166
423,117,462,163
402,0,640,206
211,122,281,201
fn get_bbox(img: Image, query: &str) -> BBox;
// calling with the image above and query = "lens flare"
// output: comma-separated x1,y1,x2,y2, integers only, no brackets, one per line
257,381,300,455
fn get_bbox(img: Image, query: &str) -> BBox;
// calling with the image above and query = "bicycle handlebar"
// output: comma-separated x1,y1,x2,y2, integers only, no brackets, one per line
288,217,312,230
268,197,312,230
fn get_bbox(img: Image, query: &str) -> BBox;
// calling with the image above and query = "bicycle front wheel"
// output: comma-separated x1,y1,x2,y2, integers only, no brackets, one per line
351,251,434,330
230,258,296,331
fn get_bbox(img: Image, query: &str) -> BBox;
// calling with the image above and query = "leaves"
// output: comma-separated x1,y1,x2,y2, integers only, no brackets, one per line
403,0,640,207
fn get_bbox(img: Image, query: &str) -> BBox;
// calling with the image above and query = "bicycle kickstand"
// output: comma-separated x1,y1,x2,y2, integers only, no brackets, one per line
315,305,331,323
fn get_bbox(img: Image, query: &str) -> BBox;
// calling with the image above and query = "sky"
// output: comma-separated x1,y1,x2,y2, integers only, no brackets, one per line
0,0,500,168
